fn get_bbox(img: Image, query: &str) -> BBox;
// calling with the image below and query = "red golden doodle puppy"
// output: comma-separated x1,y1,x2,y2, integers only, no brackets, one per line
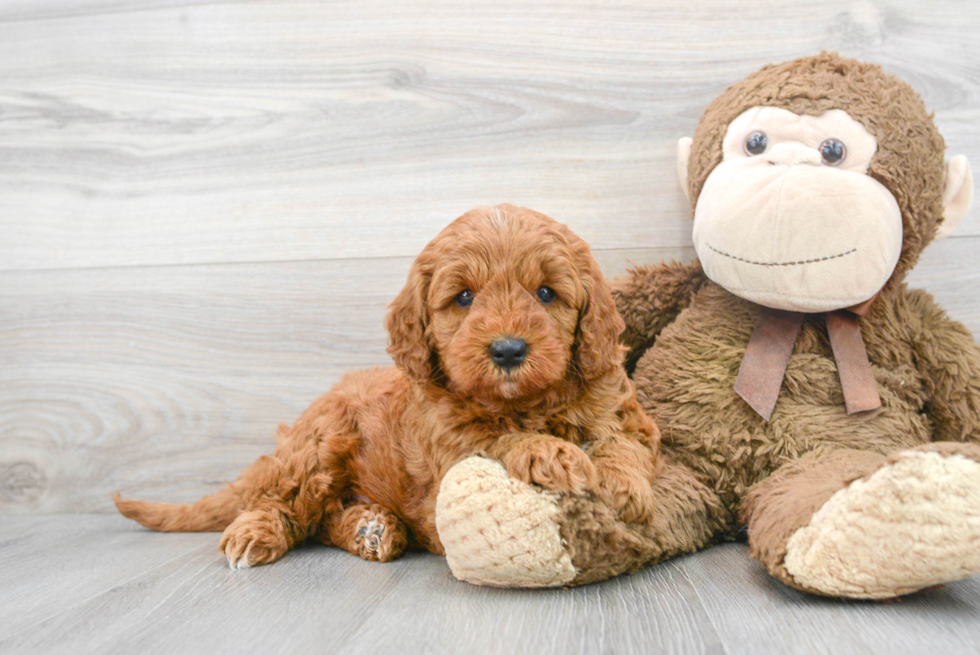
115,205,660,568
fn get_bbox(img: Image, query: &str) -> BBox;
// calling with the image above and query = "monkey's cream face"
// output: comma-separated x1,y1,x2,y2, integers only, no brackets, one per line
691,107,903,312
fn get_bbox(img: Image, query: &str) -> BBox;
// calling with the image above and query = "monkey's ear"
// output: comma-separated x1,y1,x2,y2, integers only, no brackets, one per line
936,155,973,240
677,137,693,202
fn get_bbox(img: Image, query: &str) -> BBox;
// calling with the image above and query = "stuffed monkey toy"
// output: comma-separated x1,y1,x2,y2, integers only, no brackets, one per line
434,53,980,599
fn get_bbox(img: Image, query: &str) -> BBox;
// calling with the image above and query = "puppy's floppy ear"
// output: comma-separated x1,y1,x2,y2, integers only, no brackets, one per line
385,258,434,383
573,246,626,380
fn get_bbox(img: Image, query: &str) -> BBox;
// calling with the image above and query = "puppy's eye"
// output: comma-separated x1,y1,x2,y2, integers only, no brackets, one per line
536,286,556,304
744,131,768,156
454,289,474,307
819,138,846,166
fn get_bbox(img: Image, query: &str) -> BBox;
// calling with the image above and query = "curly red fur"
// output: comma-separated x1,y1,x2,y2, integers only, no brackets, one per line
114,204,660,568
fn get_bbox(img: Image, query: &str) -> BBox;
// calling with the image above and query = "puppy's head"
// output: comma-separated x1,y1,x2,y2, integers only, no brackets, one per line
386,204,624,406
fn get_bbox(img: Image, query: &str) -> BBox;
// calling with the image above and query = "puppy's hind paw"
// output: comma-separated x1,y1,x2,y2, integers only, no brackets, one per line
219,510,289,570
330,505,408,563
355,515,403,562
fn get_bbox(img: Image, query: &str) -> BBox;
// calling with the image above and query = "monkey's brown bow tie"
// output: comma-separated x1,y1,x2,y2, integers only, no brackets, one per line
733,298,881,421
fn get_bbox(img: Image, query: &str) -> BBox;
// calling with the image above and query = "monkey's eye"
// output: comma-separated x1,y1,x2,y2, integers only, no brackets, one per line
819,138,846,166
536,287,557,304
454,289,474,307
744,131,769,156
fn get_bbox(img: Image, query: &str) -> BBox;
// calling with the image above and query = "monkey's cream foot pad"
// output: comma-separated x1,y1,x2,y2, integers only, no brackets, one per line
784,451,980,599
435,456,576,587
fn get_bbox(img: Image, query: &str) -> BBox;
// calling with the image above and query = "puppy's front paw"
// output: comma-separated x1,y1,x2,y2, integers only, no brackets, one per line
504,437,597,494
596,474,656,524
219,509,289,569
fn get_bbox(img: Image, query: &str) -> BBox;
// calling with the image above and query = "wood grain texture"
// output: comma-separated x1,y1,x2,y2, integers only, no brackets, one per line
1,515,979,655
2,2,980,650
0,0,979,523
0,246,689,513
679,542,980,655
0,0,978,271
3,236,978,514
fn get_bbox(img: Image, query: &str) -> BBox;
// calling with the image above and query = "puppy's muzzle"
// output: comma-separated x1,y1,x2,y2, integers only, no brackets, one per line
488,338,528,371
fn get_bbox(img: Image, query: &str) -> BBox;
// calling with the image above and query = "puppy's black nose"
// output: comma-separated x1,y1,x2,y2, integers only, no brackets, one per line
489,338,528,370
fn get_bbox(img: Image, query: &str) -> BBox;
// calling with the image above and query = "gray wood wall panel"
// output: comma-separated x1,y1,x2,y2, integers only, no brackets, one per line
1,0,978,272
1,0,979,515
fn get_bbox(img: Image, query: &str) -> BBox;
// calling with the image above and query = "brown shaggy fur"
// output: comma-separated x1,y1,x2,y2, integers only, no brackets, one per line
115,204,660,568
531,53,980,590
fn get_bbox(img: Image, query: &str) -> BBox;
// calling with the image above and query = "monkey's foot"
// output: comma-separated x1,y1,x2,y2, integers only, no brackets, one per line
436,457,576,587
784,448,980,599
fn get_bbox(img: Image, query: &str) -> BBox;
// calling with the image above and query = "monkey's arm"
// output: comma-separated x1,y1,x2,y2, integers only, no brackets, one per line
611,259,708,374
907,289,980,444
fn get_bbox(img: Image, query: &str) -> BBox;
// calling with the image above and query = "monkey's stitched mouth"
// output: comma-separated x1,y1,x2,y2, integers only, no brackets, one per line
707,244,856,267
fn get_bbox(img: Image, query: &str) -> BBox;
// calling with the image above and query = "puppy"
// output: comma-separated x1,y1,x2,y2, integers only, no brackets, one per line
115,205,660,568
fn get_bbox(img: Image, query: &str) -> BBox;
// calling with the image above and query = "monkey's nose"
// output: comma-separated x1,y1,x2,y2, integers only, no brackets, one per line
765,142,821,167
489,338,528,370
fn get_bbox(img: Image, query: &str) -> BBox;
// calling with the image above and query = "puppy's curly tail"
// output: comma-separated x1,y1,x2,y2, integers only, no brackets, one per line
113,485,242,532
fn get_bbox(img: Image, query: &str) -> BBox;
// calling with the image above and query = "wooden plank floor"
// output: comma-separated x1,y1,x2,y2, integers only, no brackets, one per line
1,515,979,655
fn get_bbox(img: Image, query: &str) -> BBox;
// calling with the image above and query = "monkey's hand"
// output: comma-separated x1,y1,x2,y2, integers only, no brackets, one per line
908,288,980,445
611,260,707,373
